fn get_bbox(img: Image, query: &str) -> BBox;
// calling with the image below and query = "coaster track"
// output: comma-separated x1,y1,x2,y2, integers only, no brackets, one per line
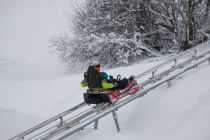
9,46,210,140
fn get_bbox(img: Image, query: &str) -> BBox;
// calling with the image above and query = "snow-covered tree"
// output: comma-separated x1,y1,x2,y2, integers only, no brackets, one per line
202,0,210,39
144,0,209,51
68,0,159,67
50,0,210,71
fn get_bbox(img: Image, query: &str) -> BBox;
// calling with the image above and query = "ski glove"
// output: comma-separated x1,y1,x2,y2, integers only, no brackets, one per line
114,82,118,88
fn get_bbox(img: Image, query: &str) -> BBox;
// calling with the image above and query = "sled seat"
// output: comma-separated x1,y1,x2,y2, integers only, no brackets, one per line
83,80,139,104
83,91,112,104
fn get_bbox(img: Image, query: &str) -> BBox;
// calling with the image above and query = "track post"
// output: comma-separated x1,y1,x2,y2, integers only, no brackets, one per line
192,49,197,58
112,110,120,132
94,119,99,130
171,59,177,68
18,135,24,140
57,116,64,127
152,70,155,79
174,59,177,65
150,70,157,82
167,80,172,87
94,104,100,130
208,58,210,65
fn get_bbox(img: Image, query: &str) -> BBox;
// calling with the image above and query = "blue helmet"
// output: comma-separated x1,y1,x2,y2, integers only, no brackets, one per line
101,72,109,80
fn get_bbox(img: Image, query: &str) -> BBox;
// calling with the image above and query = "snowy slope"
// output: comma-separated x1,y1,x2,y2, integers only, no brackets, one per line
0,0,85,139
1,0,210,140
78,63,210,140
1,56,210,140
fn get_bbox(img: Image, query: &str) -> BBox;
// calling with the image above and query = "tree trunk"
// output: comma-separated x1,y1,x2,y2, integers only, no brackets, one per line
183,0,194,50
207,0,210,35
206,0,210,22
184,0,202,50
188,0,194,42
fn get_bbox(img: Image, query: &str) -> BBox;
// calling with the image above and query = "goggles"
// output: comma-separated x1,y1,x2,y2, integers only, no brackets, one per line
94,64,100,68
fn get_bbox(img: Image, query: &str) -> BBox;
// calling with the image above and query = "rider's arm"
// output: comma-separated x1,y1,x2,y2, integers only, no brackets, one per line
80,79,88,87
101,80,114,90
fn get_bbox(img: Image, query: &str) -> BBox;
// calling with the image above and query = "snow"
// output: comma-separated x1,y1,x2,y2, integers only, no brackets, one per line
1,57,210,140
0,0,210,140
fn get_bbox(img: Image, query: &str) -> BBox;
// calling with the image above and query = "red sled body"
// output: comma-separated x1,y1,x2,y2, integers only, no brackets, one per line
83,80,141,104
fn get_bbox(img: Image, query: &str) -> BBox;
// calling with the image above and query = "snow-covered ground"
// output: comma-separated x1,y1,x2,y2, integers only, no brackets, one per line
1,0,210,140
1,51,210,140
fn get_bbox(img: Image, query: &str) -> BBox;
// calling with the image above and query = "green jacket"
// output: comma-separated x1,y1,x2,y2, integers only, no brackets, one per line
80,79,114,90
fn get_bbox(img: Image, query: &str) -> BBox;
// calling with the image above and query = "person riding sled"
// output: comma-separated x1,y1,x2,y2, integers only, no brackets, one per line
80,60,135,91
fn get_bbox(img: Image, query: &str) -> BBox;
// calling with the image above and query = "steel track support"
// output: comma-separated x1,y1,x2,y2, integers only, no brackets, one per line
152,70,155,79
94,104,100,130
94,119,99,130
18,135,24,140
172,59,177,68
93,110,120,132
174,59,177,64
57,116,64,127
112,110,120,132
167,80,172,87
194,49,197,56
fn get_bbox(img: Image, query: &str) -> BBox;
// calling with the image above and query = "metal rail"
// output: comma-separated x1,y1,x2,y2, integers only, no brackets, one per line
9,102,87,140
9,46,210,140
26,105,95,140
56,52,210,140
39,49,210,140
140,50,210,86
39,103,109,140
135,43,205,79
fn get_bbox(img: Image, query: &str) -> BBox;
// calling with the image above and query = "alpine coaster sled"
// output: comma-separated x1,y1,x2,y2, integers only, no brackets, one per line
83,80,141,104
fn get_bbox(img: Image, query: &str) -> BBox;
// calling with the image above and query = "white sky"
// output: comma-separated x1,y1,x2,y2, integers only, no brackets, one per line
0,0,84,60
